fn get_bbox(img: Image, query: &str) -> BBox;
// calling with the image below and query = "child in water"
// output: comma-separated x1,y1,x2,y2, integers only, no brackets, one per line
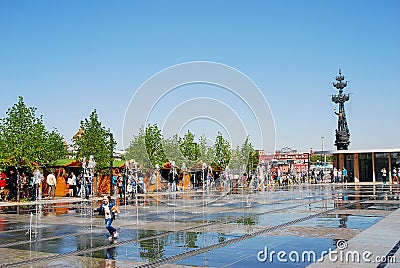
98,195,118,240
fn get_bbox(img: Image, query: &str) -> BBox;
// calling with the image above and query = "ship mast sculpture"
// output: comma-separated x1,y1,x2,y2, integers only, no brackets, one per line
332,69,350,150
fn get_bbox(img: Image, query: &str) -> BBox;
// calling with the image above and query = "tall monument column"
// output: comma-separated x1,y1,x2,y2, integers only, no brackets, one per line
332,69,350,150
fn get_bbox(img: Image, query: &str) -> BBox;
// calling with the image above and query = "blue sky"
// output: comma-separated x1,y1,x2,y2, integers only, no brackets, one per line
0,1,399,152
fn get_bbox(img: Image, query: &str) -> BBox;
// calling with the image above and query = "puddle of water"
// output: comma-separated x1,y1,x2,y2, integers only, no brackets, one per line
0,201,89,216
88,230,238,262
250,212,307,227
346,202,400,211
1,184,398,266
174,235,335,267
295,214,383,229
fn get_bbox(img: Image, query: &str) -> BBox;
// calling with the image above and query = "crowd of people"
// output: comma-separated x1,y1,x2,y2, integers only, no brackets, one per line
380,167,400,184
1,164,400,202
0,167,44,201
0,167,84,201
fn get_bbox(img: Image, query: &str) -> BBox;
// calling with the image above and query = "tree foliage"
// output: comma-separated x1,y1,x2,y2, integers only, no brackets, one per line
228,136,257,174
0,96,67,170
125,127,152,169
73,110,115,171
228,146,244,173
198,135,215,165
179,130,200,163
125,126,259,174
241,137,258,173
125,124,167,169
310,154,332,163
163,134,185,168
213,132,231,168
45,130,68,163
144,124,166,168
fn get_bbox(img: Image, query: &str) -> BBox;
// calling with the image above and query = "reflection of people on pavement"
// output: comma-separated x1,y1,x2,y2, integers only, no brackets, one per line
339,215,347,228
106,246,116,260
95,248,116,268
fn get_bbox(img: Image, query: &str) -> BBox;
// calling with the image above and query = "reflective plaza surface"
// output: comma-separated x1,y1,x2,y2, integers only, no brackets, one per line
0,184,399,267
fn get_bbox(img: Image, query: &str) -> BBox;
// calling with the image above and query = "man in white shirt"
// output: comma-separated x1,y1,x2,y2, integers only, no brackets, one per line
67,172,77,197
32,168,43,200
46,171,56,199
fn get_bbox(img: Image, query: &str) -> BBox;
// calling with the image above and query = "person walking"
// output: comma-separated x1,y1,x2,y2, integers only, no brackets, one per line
7,170,18,201
98,195,118,240
333,168,338,183
32,168,43,200
338,169,343,184
393,168,399,184
67,172,76,197
117,174,125,199
47,171,57,199
342,167,348,183
381,167,387,184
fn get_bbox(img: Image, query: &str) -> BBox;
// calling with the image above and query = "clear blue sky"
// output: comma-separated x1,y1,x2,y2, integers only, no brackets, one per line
0,1,399,152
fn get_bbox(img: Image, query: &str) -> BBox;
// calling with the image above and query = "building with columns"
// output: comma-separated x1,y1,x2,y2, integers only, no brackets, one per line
332,149,400,183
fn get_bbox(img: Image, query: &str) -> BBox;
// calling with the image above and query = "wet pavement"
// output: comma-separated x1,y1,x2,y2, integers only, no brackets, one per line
0,183,399,267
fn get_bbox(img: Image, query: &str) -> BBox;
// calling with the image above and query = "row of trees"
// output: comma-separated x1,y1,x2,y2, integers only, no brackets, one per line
0,96,115,172
125,124,259,173
0,96,258,174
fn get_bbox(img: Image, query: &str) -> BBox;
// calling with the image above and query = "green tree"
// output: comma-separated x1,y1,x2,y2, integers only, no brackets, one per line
73,110,115,170
247,150,259,174
213,132,231,168
241,137,258,174
310,154,332,163
125,127,152,169
44,130,68,164
144,124,166,167
198,135,214,165
179,130,200,164
0,96,66,169
227,137,257,174
163,134,185,168
228,146,244,173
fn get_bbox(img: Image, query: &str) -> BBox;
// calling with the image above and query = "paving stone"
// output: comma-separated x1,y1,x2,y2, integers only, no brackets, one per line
0,184,399,267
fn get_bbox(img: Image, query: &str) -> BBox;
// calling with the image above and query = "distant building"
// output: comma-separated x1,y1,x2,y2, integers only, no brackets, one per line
258,147,310,173
73,128,84,140
257,150,274,163
113,150,126,160
332,148,400,183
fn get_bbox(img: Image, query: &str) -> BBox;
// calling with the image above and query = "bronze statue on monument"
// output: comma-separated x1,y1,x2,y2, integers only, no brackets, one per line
332,69,351,150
